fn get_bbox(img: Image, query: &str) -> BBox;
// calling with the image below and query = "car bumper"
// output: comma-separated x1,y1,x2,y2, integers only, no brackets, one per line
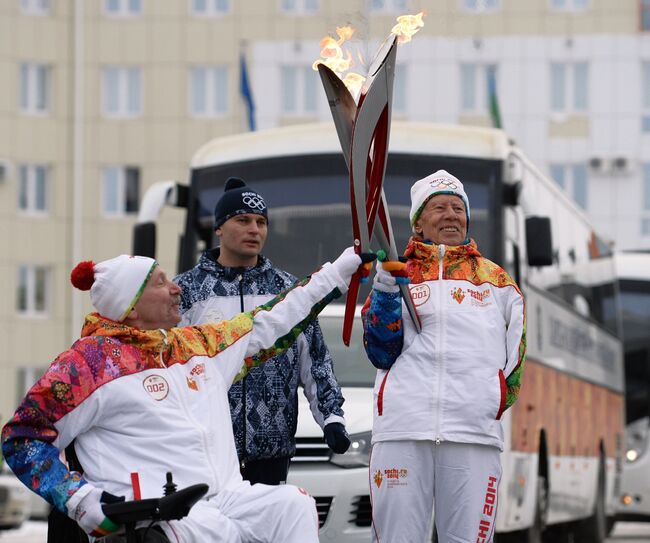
288,462,372,542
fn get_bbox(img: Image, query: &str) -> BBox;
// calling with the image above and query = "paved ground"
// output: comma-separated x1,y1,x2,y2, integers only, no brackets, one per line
1,520,649,542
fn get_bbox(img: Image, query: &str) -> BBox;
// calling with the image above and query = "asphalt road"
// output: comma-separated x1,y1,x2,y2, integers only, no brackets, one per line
1,521,649,542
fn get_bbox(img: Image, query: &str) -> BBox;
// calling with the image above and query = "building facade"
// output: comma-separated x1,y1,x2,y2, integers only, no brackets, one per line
0,0,649,420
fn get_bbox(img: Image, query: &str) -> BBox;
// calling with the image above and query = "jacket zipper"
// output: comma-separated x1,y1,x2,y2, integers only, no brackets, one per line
238,273,247,469
434,245,445,444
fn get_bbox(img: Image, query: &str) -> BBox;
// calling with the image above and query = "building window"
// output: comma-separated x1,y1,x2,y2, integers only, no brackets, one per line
191,0,230,15
368,0,406,13
18,366,50,395
18,164,49,215
462,0,500,12
102,66,142,117
549,0,589,11
460,63,497,114
642,0,650,30
19,63,51,114
281,0,319,13
281,65,318,115
549,163,588,209
550,62,588,114
19,0,50,15
17,265,50,316
102,166,140,216
643,62,650,131
190,66,229,117
104,0,142,16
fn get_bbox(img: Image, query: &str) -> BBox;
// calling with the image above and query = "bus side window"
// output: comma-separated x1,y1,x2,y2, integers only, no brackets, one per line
505,241,521,286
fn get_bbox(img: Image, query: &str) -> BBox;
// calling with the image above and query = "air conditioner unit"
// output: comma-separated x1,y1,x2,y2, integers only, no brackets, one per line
610,156,635,176
588,157,607,174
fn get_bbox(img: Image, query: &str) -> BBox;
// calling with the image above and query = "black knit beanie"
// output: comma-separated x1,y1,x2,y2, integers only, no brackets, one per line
213,177,268,228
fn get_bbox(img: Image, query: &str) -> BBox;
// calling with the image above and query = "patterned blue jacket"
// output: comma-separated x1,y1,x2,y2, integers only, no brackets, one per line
174,249,345,462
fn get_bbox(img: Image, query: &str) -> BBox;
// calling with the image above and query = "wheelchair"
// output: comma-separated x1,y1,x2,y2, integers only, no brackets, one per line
47,444,207,543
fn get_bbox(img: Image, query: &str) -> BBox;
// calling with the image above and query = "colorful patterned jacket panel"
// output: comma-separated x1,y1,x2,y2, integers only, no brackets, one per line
362,238,526,450
174,249,345,461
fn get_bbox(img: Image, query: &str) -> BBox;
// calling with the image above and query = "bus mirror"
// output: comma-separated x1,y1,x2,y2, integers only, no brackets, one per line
525,217,553,267
502,182,521,207
133,222,156,258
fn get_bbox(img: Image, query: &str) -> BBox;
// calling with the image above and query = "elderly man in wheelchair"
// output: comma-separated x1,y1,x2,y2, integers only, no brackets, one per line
1,249,372,542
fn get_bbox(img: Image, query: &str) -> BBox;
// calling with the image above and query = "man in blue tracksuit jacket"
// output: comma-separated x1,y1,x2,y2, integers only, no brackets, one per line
174,177,350,485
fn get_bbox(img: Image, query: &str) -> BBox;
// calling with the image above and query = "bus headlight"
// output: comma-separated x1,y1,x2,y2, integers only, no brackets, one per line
625,417,650,464
330,431,372,468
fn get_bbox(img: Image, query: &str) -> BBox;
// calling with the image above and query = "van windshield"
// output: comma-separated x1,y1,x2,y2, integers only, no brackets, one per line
318,316,376,387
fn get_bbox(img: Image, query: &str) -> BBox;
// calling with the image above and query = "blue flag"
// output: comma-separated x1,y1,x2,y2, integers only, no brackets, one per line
486,65,502,129
240,52,256,131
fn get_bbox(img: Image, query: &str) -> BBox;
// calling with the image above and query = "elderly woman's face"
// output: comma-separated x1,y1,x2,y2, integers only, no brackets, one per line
132,267,182,330
414,194,467,246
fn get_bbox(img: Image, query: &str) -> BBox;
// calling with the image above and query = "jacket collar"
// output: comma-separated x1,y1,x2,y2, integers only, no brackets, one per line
404,237,482,262
198,248,272,280
80,313,167,353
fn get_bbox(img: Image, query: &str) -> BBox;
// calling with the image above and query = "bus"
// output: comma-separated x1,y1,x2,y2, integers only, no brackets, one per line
614,252,650,523
134,121,625,542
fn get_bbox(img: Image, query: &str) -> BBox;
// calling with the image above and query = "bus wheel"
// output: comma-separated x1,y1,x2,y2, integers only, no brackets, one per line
525,474,548,543
572,462,607,543
497,475,548,543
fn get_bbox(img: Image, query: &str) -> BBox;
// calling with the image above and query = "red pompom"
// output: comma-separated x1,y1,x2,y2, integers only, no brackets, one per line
70,261,96,291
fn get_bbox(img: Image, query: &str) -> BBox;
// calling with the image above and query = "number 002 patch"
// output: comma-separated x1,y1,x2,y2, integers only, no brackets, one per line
143,374,170,401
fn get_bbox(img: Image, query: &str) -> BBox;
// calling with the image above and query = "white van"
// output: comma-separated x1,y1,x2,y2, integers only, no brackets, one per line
288,305,376,542
0,463,30,530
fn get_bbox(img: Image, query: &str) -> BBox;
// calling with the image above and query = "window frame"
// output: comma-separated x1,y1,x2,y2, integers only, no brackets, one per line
280,0,320,14
460,0,501,13
548,0,590,12
19,0,50,15
19,62,51,115
17,163,50,216
190,0,231,16
189,65,229,117
280,65,319,116
103,0,142,17
460,62,498,114
550,61,589,115
16,264,51,317
101,165,141,217
101,66,143,118
548,162,589,210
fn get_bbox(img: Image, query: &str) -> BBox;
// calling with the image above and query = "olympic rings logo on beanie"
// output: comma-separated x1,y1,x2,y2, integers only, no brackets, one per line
214,177,268,228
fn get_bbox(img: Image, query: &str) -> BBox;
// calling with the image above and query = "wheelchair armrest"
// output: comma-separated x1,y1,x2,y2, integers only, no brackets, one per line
159,484,209,521
101,484,208,525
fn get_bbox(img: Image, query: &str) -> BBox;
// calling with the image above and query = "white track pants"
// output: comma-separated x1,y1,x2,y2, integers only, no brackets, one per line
160,482,319,543
370,441,501,543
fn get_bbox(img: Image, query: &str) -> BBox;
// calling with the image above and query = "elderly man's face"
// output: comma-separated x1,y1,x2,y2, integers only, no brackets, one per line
414,194,467,246
132,267,182,330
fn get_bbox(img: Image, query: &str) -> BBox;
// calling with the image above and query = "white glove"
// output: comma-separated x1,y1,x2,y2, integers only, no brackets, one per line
67,484,120,537
373,260,399,293
373,260,410,293
329,247,362,288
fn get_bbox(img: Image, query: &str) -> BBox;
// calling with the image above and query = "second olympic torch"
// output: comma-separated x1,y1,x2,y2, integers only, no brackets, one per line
316,33,422,345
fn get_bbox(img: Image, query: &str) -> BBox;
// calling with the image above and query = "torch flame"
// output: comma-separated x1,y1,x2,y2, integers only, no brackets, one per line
391,12,425,44
313,25,366,98
313,14,425,100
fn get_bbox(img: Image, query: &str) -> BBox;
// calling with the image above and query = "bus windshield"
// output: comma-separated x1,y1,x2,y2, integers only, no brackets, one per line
620,278,650,423
183,153,503,286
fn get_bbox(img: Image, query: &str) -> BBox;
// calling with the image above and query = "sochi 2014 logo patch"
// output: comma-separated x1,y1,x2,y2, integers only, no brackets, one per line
410,284,430,307
143,374,169,401
451,287,465,304
467,288,492,307
373,470,383,488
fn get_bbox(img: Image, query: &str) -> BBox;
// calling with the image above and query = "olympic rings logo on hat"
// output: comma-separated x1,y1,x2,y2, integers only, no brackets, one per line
242,195,267,211
429,178,459,190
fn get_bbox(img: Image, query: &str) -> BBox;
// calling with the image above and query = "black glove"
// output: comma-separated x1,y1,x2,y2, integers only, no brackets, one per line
324,422,351,454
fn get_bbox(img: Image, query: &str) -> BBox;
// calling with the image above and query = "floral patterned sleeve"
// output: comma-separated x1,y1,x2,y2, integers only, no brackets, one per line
1,349,94,513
